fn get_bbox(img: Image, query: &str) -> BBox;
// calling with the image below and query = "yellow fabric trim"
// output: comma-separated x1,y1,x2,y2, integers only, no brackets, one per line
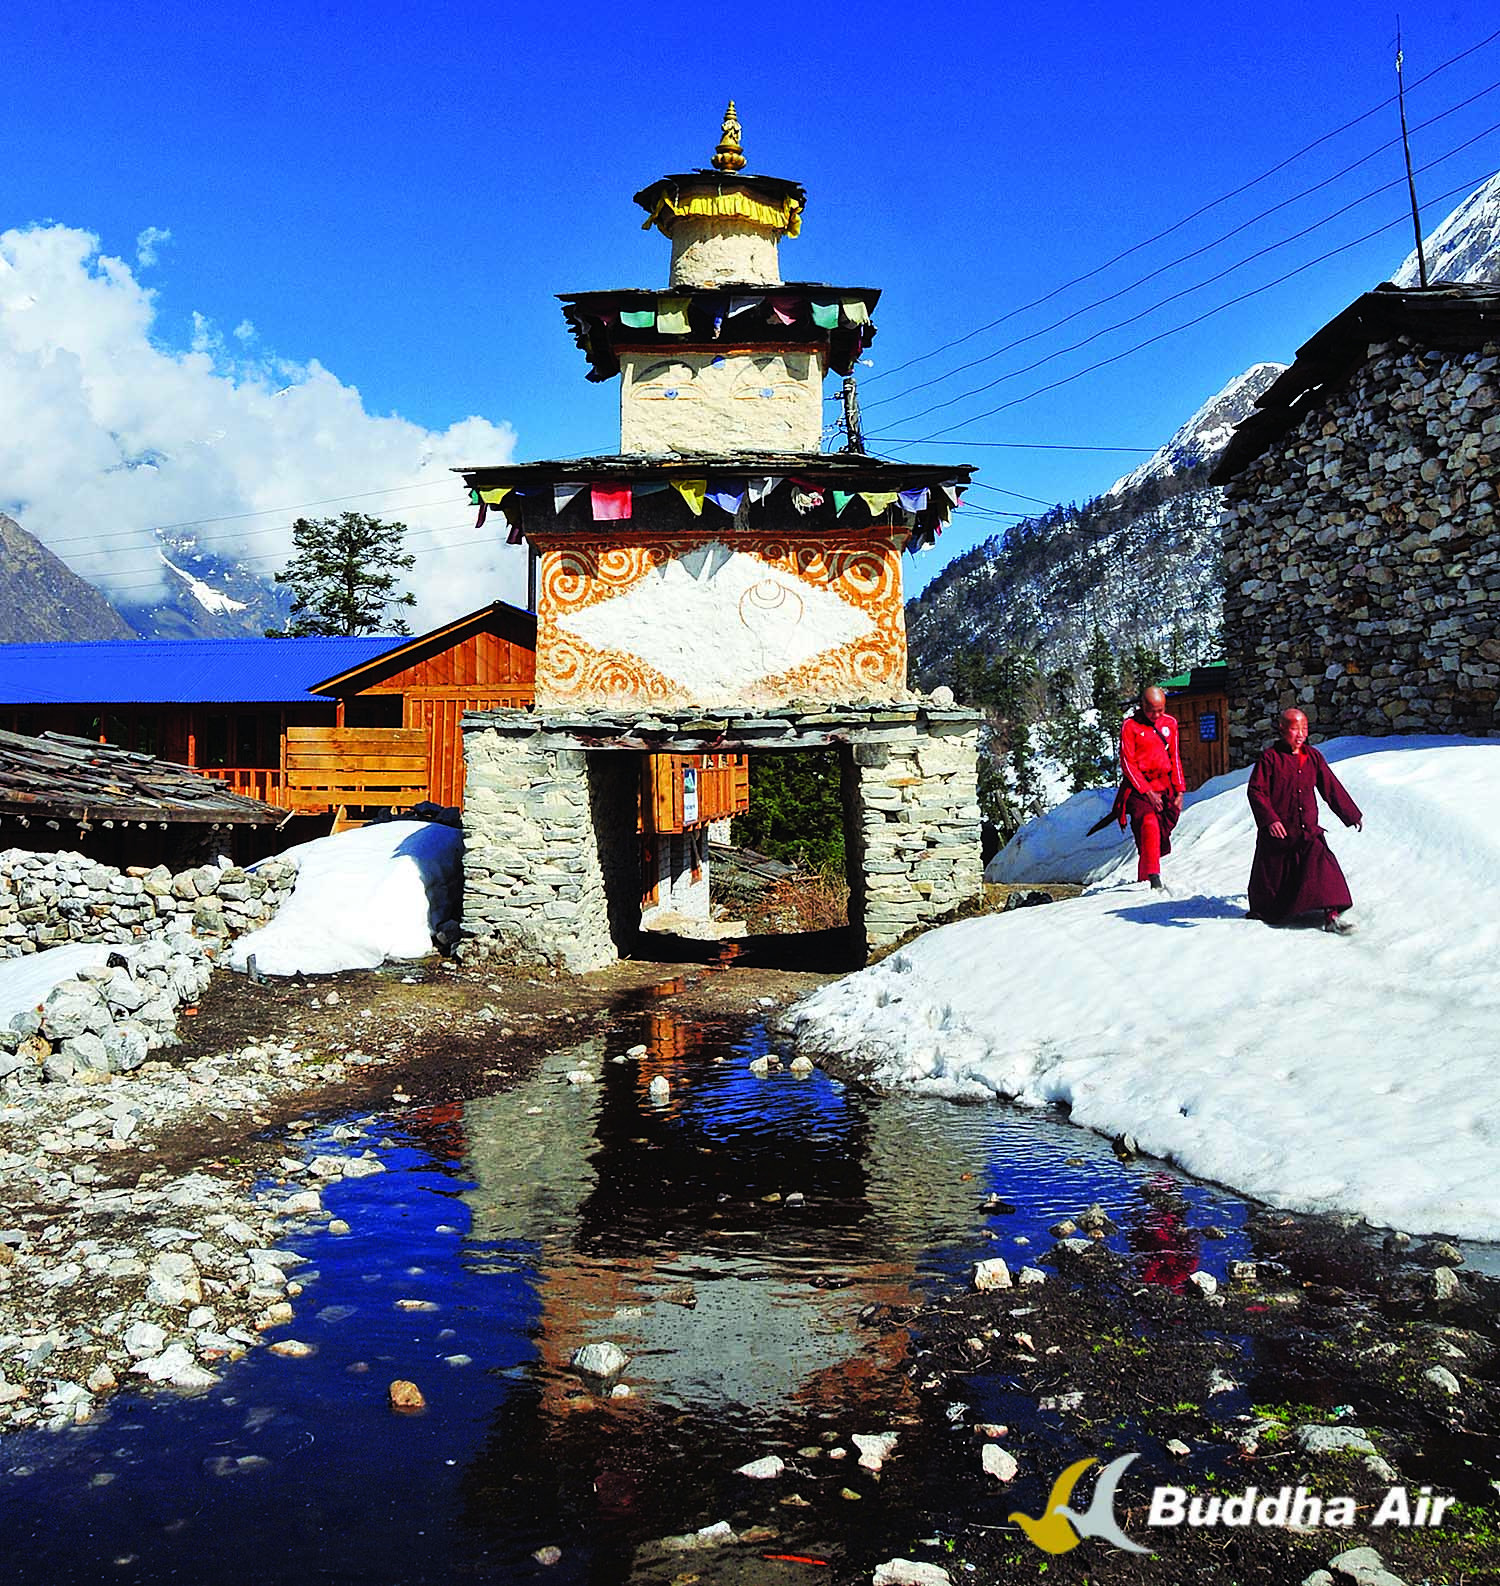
642,190,803,239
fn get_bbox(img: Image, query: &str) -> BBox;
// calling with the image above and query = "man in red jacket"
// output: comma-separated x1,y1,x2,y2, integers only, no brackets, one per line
1117,686,1186,891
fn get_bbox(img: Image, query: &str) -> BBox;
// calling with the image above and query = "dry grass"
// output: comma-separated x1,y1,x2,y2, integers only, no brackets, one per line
741,870,851,934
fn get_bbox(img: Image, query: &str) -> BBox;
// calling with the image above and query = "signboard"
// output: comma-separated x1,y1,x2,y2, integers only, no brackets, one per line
681,765,699,826
1198,713,1219,742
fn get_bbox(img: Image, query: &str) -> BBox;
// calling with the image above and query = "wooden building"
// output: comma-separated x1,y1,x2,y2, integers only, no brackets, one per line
1163,662,1232,790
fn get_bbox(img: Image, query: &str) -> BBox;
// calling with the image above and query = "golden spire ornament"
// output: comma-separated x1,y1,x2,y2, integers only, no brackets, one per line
712,101,747,172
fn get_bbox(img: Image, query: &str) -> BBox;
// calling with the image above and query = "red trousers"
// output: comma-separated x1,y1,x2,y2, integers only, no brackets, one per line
1126,790,1180,881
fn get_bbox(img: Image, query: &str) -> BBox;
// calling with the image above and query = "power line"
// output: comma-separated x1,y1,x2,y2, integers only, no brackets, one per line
857,23,1500,392
870,123,1500,440
876,167,1493,449
862,77,1500,419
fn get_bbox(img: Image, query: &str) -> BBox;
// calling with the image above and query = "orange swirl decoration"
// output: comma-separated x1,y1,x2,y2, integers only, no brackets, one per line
540,548,594,611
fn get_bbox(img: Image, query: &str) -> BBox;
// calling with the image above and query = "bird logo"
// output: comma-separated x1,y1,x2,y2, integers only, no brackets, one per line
1009,1453,1150,1555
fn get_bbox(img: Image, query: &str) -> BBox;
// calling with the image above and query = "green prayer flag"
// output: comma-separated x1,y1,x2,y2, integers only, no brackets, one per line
832,490,854,515
810,301,839,330
620,309,655,329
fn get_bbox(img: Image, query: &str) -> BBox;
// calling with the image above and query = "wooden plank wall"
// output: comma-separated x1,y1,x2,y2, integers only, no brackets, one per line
354,627,537,807
644,754,751,835
284,727,430,810
1170,690,1231,791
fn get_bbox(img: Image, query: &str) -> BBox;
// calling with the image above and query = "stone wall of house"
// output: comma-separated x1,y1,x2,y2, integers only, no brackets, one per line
0,849,298,962
1222,338,1500,764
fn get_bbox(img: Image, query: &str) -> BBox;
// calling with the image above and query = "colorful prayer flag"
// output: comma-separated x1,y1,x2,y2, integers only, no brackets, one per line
791,486,824,514
898,487,930,512
832,490,854,516
810,301,839,330
726,295,762,318
619,309,655,330
554,484,585,514
707,484,745,515
591,486,632,521
767,296,799,326
841,298,871,325
858,491,899,517
672,478,707,515
747,476,782,504
656,297,692,335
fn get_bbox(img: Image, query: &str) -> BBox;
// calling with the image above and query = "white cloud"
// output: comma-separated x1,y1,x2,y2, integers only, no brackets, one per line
134,225,171,268
0,223,524,627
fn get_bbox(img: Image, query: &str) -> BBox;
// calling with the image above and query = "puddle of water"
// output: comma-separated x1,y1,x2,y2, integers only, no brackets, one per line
0,1009,1282,1583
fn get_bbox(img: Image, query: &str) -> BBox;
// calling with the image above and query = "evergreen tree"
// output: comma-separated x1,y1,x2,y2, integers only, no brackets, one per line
270,512,417,636
731,751,845,873
1121,640,1168,698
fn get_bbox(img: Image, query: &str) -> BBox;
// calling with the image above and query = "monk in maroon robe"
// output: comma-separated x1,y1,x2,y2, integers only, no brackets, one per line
1246,708,1363,932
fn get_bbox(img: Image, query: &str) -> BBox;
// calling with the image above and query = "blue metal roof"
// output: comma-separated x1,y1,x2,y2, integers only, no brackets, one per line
0,637,406,706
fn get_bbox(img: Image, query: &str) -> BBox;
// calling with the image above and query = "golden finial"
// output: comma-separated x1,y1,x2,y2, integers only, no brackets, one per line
712,101,747,172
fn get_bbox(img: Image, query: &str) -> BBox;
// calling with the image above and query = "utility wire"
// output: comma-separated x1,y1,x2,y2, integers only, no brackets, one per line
856,23,1500,392
862,78,1500,418
873,167,1492,449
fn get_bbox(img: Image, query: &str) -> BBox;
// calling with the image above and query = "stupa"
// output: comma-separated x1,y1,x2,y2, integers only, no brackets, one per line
457,108,985,970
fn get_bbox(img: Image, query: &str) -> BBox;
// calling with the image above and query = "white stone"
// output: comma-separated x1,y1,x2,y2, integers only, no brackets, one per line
872,1561,952,1586
571,1341,629,1378
981,1443,1018,1482
973,1258,1012,1292
735,1455,785,1479
852,1431,899,1471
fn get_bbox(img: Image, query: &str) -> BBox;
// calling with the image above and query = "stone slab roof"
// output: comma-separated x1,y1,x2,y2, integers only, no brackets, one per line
1212,283,1500,485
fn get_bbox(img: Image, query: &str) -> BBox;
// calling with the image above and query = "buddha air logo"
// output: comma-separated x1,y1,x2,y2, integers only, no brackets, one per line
1010,1455,1149,1555
1011,1451,1455,1558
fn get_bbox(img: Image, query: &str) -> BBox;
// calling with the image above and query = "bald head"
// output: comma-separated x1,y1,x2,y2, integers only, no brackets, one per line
1277,708,1309,751
1141,686,1166,722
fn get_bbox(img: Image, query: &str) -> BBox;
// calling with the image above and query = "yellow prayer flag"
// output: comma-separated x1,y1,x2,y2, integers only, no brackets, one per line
478,487,513,506
858,491,899,517
841,298,871,325
656,297,692,335
672,478,707,515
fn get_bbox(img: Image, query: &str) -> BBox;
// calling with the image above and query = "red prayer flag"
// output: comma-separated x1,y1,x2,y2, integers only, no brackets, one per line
591,486,632,521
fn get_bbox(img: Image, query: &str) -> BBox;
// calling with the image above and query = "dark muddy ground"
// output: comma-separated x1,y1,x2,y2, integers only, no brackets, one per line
72,951,1500,1584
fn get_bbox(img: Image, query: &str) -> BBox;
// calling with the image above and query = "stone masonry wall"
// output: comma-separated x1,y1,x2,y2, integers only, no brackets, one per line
458,732,621,974
1222,337,1500,764
848,727,984,955
0,849,297,962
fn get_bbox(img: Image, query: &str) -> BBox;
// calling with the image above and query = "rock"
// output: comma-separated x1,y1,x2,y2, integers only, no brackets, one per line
1423,1240,1463,1266
1431,1266,1460,1303
789,1055,815,1076
123,1320,168,1358
1187,1271,1218,1298
972,1258,1012,1291
1423,1365,1461,1396
147,1253,204,1308
1296,1425,1377,1457
532,1547,562,1566
269,1339,315,1358
1076,1202,1116,1233
981,1444,1018,1482
625,1044,647,1058
103,1023,151,1072
1324,1545,1410,1586
1018,1266,1047,1285
735,1455,785,1479
564,1070,595,1086
872,1561,952,1586
1165,1438,1191,1457
571,1341,629,1378
388,1379,426,1410
661,1521,736,1552
647,1075,671,1101
1049,1219,1077,1238
852,1431,899,1471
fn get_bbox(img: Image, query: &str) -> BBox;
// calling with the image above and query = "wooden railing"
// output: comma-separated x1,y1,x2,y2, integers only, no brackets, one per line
283,727,431,812
197,766,288,805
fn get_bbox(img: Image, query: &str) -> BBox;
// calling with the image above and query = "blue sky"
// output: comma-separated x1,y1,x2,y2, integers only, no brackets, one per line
4,0,1499,617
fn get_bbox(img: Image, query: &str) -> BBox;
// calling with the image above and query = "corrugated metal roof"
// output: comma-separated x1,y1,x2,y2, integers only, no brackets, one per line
0,636,404,706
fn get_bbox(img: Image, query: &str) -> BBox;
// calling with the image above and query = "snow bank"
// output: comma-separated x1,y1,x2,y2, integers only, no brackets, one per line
792,737,1500,1241
229,820,462,977
0,943,130,1025
986,785,1135,885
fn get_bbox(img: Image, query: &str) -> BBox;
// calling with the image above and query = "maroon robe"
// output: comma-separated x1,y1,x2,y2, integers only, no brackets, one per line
1246,741,1362,922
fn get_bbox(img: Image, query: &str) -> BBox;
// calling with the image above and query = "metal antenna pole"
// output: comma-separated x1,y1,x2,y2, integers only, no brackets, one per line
1397,20,1429,288
840,375,866,454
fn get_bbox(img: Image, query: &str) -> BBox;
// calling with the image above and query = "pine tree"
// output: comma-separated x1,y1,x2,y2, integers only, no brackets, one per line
270,512,417,637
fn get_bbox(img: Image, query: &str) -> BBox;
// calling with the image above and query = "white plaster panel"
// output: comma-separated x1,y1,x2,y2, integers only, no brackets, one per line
556,542,875,700
669,217,783,286
620,349,823,454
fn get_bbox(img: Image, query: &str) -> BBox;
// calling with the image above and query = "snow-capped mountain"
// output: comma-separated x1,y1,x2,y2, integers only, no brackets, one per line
1105,362,1285,498
1393,168,1500,287
906,364,1284,688
0,513,137,643
113,531,292,639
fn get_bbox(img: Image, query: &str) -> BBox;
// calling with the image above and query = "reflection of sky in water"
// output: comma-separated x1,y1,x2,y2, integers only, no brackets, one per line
0,1011,1276,1584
